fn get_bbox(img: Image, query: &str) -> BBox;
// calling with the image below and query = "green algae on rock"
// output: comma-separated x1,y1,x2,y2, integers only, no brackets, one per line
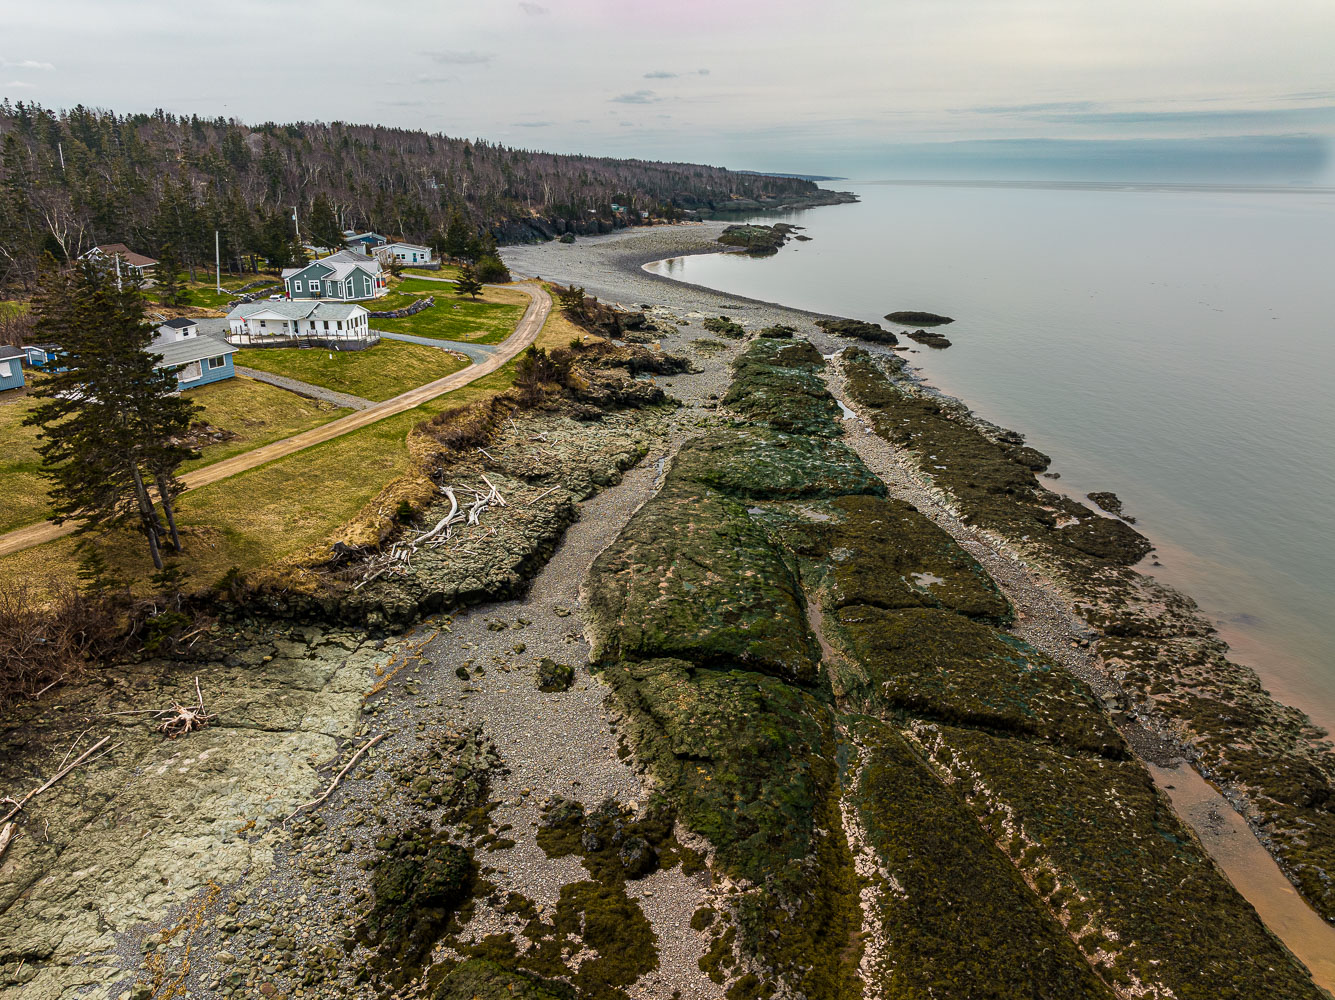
433,959,575,1000
670,425,885,501
832,607,1125,756
583,482,820,683
724,338,844,438
915,723,1328,1000
764,493,1012,623
844,717,1116,999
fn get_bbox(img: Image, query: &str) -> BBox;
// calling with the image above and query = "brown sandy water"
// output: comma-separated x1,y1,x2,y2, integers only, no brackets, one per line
1148,762,1335,994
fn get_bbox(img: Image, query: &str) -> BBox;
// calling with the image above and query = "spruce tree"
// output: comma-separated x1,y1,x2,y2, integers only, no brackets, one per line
25,259,199,569
156,244,186,306
454,262,483,300
442,212,471,260
308,193,344,253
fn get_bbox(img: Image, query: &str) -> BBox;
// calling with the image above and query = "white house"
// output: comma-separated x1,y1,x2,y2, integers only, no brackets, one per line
379,242,435,266
226,300,376,349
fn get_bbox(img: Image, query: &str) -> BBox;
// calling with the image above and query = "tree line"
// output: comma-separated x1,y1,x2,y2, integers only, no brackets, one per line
0,100,827,292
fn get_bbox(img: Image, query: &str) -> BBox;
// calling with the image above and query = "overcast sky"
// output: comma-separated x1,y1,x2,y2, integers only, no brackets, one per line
5,0,1334,181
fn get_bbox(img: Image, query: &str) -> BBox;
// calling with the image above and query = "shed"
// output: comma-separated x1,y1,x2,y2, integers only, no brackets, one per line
0,346,26,392
150,335,238,390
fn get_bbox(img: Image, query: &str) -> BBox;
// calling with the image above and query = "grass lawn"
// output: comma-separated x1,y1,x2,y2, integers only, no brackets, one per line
0,376,351,534
405,264,462,280
236,339,471,402
0,387,51,534
0,290,574,594
180,275,280,311
375,289,526,345
181,376,351,471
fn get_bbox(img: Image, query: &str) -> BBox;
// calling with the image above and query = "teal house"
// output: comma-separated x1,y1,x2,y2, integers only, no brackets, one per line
283,250,386,301
0,346,26,392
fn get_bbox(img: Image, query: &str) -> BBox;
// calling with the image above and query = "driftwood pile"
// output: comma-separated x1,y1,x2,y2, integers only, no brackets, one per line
356,474,508,589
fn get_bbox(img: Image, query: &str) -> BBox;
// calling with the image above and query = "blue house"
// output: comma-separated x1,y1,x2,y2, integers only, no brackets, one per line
150,319,237,390
22,343,66,370
0,346,26,392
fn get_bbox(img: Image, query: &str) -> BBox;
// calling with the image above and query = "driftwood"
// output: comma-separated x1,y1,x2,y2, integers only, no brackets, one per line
356,477,508,588
1,734,114,825
0,821,14,859
109,677,216,738
286,733,384,822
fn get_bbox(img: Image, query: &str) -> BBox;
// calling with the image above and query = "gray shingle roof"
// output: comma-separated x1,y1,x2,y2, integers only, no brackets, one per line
162,317,197,329
0,346,25,362
227,300,369,321
150,334,237,368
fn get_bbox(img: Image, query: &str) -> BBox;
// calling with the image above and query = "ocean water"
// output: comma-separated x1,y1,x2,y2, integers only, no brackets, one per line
647,181,1335,733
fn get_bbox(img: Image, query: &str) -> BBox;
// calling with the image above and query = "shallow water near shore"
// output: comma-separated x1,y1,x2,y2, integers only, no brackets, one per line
646,181,1335,735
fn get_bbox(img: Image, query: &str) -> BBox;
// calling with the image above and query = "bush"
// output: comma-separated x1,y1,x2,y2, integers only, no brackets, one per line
0,580,123,706
475,255,511,283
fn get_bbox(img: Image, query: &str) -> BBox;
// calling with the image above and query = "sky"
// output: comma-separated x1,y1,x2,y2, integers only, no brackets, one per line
4,0,1334,182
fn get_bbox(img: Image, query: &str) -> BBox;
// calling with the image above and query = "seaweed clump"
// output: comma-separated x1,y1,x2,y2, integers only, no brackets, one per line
815,317,898,345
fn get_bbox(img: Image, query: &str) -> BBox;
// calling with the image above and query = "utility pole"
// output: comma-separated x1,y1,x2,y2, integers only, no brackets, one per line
292,206,300,246
57,142,65,172
215,230,222,294
114,254,122,292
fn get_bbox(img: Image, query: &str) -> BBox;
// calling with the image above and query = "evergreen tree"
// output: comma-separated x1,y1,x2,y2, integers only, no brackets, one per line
307,193,343,252
454,262,483,300
155,244,186,306
25,259,198,569
442,212,471,259
475,255,510,283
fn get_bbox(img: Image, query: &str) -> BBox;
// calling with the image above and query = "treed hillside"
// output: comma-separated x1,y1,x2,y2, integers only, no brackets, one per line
0,100,842,292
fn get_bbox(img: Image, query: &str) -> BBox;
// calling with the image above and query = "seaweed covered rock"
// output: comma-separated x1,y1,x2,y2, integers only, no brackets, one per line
434,959,575,1000
702,315,746,339
917,724,1327,1000
573,341,691,376
723,339,843,437
846,718,1116,999
885,310,954,326
536,658,574,692
360,837,475,987
670,425,886,501
815,317,898,345
841,348,1151,565
831,606,1125,756
764,494,1012,622
717,223,793,256
905,328,952,349
601,658,863,998
582,481,820,683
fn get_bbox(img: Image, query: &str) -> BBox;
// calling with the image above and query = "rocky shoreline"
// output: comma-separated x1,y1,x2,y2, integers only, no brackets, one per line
1,224,1332,1000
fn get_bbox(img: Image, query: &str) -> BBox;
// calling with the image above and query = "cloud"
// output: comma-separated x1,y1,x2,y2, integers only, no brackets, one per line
518,2,548,13
2,58,54,71
4,81,36,90
423,50,494,65
643,69,709,79
511,120,553,128
413,73,459,84
611,90,660,104
964,101,1100,115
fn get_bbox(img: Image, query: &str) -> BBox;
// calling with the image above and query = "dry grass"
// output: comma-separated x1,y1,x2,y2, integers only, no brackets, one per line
0,578,124,706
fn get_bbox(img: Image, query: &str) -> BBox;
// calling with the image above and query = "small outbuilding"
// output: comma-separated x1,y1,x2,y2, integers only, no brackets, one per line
0,346,26,392
22,343,66,369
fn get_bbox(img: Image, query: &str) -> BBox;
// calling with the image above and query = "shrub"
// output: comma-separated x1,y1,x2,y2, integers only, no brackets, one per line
0,580,123,706
475,255,511,283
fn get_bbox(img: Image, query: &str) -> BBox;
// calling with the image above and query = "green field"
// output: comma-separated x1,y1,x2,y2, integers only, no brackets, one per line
404,264,462,280
0,375,350,533
236,339,471,401
374,291,526,345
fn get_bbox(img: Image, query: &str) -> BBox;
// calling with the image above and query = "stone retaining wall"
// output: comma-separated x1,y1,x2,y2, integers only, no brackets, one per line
369,296,434,319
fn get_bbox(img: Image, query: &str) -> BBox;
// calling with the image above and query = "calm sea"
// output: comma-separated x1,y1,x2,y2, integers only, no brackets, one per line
647,181,1335,733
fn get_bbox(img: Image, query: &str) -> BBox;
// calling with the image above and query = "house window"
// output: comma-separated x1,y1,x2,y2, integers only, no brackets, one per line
206,355,227,370
259,320,267,329
323,321,330,330
337,321,343,330
294,280,303,293
0,362,12,378
326,281,334,295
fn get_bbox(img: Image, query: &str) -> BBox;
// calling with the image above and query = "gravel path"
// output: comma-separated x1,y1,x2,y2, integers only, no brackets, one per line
234,366,375,410
377,330,498,363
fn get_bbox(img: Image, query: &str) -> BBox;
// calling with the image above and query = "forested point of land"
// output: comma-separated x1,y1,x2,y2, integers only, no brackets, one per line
0,100,831,292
